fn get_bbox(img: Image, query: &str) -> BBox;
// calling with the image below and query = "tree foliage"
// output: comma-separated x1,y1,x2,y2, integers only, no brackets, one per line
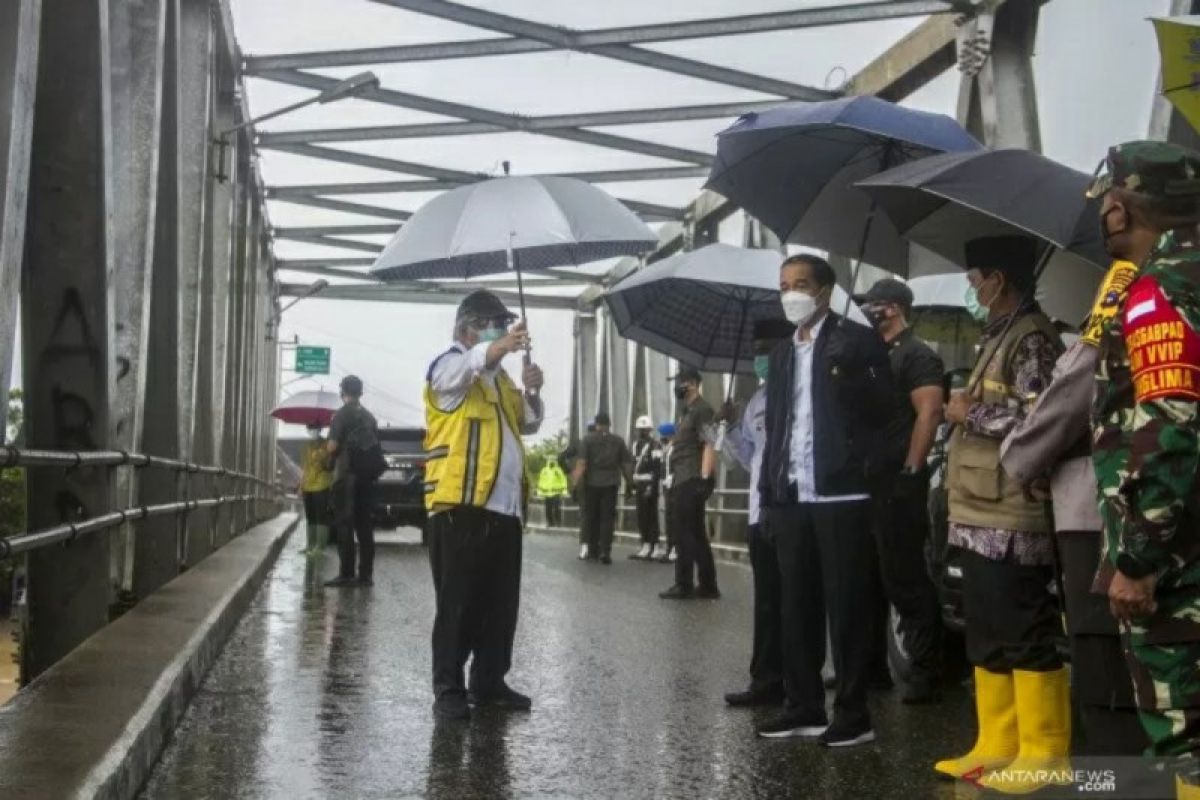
524,429,568,480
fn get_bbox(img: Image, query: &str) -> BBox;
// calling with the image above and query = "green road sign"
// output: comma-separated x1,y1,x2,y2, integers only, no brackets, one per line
295,345,331,375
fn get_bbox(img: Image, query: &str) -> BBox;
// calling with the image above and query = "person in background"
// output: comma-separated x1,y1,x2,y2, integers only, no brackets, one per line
1088,142,1200,784
537,457,570,528
629,416,663,560
572,413,633,565
657,422,677,563
325,376,382,589
720,317,794,707
659,368,719,599
1002,258,1148,757
574,422,597,560
299,422,334,556
756,254,893,747
934,237,1066,792
858,278,946,705
423,289,544,721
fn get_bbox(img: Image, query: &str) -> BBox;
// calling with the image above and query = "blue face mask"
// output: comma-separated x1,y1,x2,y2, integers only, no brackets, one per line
753,355,769,381
477,326,506,343
964,285,990,323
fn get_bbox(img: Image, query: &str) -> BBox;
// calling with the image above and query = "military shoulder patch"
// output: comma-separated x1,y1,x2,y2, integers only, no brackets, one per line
1124,276,1200,403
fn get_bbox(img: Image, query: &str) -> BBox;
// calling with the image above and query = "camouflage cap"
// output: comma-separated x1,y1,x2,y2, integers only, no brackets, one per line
1086,140,1200,199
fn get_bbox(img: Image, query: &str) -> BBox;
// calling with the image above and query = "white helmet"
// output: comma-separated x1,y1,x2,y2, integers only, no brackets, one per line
635,415,653,430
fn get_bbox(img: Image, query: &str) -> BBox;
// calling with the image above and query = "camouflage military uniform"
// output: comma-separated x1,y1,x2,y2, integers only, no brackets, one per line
1090,142,1200,759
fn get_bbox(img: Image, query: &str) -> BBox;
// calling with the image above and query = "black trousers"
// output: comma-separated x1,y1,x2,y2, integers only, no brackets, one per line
960,548,1062,672
1058,530,1148,756
770,500,876,729
582,485,618,556
748,523,784,691
636,491,660,544
672,478,717,590
428,506,523,700
543,497,562,527
868,477,942,685
333,476,375,579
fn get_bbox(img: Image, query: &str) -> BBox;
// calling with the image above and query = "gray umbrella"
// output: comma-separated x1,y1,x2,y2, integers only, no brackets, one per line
604,243,866,375
370,174,658,318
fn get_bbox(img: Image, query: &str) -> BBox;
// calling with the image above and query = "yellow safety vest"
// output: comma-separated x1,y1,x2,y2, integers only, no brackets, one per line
423,353,527,512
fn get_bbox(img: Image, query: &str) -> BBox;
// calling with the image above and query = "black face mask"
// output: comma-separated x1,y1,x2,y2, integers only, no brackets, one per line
1100,204,1127,250
864,305,888,328
674,385,689,400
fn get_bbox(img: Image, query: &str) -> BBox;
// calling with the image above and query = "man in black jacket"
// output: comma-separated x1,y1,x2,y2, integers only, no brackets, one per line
756,254,894,748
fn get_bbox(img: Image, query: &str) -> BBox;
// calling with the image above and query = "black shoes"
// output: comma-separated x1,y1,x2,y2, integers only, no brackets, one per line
818,719,876,748
324,576,357,588
468,683,532,711
659,584,694,600
433,693,471,721
756,710,829,739
600,554,612,565
870,670,895,691
725,684,785,707
358,576,374,587
695,586,721,600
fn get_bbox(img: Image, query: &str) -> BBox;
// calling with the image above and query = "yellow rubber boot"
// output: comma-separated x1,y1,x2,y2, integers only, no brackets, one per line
980,667,1072,794
934,667,1019,780
1178,773,1200,800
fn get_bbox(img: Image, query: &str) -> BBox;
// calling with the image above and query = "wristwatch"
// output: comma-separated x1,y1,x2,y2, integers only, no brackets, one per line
1116,552,1155,580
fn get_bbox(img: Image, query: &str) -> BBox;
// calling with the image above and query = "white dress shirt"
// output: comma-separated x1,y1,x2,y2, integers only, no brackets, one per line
723,385,767,525
429,341,543,519
788,317,869,504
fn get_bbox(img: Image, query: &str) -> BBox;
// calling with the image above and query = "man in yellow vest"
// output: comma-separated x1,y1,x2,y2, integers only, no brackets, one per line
424,289,544,722
536,458,569,527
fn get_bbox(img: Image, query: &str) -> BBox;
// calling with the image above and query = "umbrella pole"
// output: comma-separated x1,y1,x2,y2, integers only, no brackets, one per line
843,141,899,317
715,301,748,454
509,234,539,398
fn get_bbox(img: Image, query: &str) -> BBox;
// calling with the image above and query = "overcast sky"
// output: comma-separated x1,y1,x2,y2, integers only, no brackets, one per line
8,1,1174,442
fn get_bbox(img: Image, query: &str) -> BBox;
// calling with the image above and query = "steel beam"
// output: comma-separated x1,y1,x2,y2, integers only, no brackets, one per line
21,0,116,680
956,1,1041,150
574,312,598,440
368,0,833,100
847,8,962,100
108,0,167,593
268,194,411,222
604,312,632,438
278,256,374,269
137,0,185,599
266,165,710,197
276,263,382,282
274,223,398,237
244,2,958,73
0,0,40,431
280,282,577,309
255,69,716,165
257,104,781,146
273,231,385,254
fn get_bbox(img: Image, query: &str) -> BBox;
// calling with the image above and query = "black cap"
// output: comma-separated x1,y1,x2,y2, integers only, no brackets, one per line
855,278,913,311
340,375,363,398
594,412,611,427
456,289,516,325
752,317,796,341
669,366,702,384
964,236,1039,272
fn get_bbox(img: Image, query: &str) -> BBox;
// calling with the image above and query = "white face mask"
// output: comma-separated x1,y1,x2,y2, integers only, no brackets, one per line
307,429,322,440
781,290,817,326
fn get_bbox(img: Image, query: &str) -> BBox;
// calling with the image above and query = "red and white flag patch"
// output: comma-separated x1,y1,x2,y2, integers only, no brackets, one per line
1123,276,1200,403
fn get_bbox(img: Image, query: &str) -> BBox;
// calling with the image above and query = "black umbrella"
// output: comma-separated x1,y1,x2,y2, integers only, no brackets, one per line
856,148,1109,326
706,97,982,277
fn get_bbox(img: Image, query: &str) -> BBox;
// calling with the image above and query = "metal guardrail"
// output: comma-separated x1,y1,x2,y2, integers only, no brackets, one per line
0,446,281,557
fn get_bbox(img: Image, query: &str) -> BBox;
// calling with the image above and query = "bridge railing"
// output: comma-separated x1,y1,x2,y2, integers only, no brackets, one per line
0,446,279,558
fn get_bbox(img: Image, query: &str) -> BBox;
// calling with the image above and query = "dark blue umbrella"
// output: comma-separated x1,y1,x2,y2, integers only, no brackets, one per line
706,96,982,276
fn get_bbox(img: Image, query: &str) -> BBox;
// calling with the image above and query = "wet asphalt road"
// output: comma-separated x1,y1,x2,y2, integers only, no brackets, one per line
141,529,978,800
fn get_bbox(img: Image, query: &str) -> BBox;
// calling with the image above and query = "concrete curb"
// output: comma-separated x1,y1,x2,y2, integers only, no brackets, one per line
527,523,750,565
0,513,299,800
